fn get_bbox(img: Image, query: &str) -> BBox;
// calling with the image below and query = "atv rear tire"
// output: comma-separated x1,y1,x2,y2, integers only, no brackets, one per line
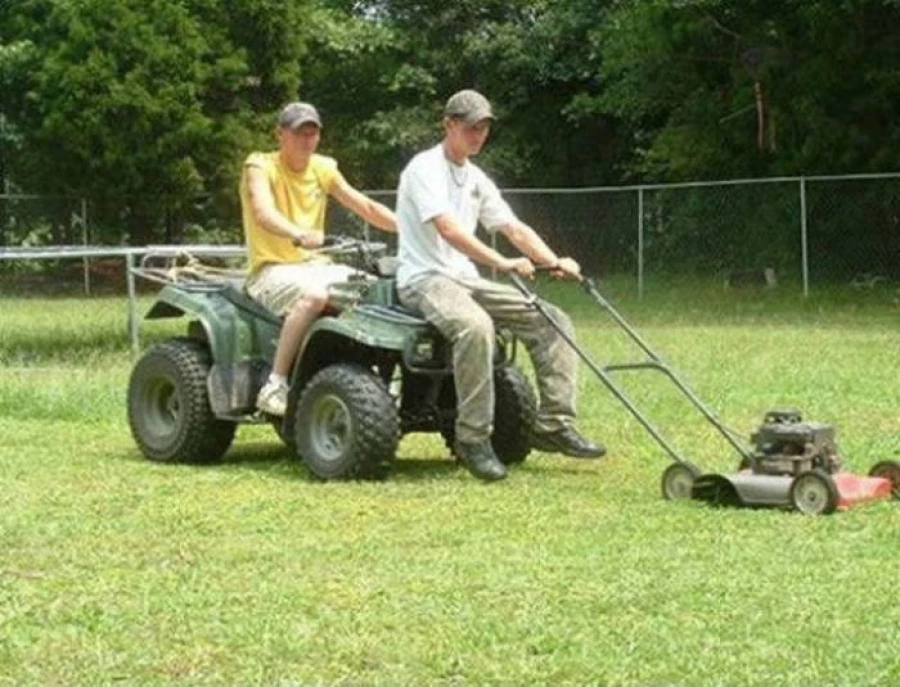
441,364,537,465
294,363,399,479
128,337,236,463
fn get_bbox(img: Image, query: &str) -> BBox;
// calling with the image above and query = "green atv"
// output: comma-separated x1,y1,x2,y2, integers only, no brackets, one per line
127,237,538,479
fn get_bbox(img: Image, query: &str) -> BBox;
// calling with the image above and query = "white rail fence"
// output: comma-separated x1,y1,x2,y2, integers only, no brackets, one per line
0,244,245,353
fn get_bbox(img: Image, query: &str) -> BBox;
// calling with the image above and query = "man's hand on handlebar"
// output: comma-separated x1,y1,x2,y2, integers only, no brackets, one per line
553,257,582,280
291,231,325,249
499,256,535,278
534,256,582,280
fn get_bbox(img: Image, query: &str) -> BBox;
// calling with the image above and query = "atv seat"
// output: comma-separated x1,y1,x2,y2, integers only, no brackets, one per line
219,281,283,324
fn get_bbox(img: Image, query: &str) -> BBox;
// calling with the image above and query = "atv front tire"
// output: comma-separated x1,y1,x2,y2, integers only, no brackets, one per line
128,337,236,463
294,363,399,479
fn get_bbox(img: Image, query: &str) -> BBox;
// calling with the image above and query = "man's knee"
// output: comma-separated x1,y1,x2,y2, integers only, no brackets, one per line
456,308,494,343
288,288,329,317
543,303,574,335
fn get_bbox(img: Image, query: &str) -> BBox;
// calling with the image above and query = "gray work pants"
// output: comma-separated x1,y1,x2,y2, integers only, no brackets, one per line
398,273,578,443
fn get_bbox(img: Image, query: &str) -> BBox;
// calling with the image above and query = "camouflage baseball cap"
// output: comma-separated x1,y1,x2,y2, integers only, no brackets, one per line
279,102,322,129
444,90,494,125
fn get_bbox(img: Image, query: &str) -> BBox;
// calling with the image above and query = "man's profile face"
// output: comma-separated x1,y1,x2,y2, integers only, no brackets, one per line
447,117,491,157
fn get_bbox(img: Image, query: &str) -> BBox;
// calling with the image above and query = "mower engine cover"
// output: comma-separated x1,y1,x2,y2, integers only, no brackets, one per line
750,410,843,476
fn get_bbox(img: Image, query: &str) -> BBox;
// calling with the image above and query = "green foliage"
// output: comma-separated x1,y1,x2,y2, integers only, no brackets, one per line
4,0,900,248
596,0,900,179
2,0,311,243
300,0,624,187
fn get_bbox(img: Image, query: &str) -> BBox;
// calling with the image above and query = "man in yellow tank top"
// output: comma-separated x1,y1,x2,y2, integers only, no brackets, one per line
241,102,396,416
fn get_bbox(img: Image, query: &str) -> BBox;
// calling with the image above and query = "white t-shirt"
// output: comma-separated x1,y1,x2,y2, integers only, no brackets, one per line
396,143,516,287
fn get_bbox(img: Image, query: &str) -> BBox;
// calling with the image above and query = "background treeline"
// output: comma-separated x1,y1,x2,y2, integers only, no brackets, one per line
2,0,900,245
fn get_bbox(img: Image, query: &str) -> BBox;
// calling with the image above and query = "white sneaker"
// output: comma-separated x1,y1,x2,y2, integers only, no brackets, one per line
257,379,288,416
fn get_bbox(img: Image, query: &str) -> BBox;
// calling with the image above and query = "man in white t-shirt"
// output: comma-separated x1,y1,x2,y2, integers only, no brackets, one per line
395,89,605,482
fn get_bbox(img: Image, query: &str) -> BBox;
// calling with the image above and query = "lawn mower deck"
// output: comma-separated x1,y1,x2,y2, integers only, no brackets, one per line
693,470,893,512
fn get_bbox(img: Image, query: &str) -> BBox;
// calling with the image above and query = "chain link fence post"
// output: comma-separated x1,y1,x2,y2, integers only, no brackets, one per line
637,186,645,299
799,176,809,297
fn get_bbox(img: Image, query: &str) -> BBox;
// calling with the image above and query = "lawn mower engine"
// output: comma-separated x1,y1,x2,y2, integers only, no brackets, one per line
691,409,897,514
750,409,842,476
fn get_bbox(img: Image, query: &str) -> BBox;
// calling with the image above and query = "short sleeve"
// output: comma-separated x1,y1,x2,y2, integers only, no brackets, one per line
404,156,452,224
313,155,340,193
476,174,516,232
244,152,270,171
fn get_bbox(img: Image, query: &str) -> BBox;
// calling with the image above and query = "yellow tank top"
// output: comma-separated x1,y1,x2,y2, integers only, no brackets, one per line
240,151,340,275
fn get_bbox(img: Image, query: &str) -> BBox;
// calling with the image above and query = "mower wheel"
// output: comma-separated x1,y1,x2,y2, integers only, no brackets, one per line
789,469,838,515
295,363,399,480
868,460,900,499
127,337,236,463
661,462,701,501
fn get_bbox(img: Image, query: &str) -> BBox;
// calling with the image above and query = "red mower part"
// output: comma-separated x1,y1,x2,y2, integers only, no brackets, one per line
833,472,893,511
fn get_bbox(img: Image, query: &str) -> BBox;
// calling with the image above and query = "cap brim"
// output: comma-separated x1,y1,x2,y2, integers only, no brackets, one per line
284,117,321,129
463,112,494,125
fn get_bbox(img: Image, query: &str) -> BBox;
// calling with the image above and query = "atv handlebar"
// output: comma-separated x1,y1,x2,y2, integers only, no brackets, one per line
313,235,388,257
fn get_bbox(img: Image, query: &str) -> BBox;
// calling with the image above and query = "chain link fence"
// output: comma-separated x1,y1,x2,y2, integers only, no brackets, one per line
3,173,899,297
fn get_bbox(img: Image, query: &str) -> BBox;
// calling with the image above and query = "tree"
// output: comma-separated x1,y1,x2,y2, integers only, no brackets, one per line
593,0,900,180
2,0,311,243
300,0,624,188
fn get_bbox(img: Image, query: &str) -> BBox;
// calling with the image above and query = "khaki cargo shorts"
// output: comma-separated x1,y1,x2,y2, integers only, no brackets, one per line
246,262,358,316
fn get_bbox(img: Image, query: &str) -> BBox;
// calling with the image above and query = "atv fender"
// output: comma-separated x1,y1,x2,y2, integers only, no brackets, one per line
145,284,277,366
145,285,281,416
310,304,432,350
292,304,437,385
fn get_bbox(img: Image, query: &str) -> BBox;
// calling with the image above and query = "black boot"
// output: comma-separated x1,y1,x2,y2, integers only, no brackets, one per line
532,426,606,459
454,440,508,482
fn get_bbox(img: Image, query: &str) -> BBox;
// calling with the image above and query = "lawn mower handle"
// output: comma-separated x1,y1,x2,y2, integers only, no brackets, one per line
507,272,753,466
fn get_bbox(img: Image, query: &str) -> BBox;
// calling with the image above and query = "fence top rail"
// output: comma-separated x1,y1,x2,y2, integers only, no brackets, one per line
6,172,900,205
497,171,900,195
0,244,246,261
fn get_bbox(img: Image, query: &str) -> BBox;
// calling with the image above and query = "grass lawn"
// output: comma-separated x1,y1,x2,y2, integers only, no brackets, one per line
1,281,899,685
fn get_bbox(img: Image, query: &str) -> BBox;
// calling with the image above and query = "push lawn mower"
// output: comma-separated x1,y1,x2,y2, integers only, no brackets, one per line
508,273,900,515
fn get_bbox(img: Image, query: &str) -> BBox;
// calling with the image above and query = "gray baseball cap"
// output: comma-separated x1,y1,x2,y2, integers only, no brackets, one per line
279,102,322,129
444,89,494,125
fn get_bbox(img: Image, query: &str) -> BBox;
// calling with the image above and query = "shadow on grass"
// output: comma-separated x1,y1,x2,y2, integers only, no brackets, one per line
120,441,465,483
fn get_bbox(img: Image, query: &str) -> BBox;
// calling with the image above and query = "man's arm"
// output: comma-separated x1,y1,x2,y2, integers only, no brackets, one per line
498,219,582,278
245,165,322,248
433,214,533,277
330,175,396,232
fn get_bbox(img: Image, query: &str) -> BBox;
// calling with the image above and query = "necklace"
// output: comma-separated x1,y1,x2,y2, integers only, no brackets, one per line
448,161,468,188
